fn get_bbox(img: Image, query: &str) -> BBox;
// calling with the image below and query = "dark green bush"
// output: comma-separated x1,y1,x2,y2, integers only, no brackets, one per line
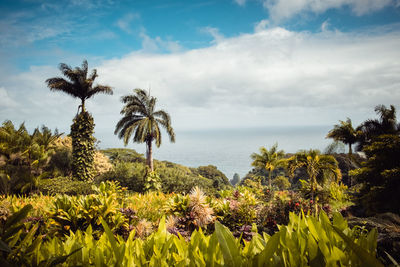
37,176,95,195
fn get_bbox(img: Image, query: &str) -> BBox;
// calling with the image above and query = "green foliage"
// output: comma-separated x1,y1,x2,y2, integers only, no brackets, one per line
272,175,291,190
47,190,126,236
101,148,145,163
98,161,147,192
327,118,359,155
286,149,342,201
191,165,231,190
71,112,95,181
5,211,382,266
144,171,162,192
48,147,72,176
37,176,95,195
0,120,59,194
350,134,400,215
100,155,230,195
251,143,285,187
214,188,258,231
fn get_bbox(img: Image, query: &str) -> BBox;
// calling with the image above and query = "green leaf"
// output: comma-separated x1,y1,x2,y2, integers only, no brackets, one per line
4,204,32,229
332,225,384,267
215,221,241,266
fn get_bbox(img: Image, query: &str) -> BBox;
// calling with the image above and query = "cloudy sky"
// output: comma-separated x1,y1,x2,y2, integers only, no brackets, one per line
1,0,400,149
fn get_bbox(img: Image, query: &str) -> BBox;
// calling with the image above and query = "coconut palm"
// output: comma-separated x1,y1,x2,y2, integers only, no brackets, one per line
326,118,359,156
357,105,400,150
251,143,285,187
46,60,113,113
286,149,341,200
114,89,175,172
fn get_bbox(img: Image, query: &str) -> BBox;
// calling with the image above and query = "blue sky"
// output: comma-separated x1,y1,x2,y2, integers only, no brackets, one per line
1,0,400,150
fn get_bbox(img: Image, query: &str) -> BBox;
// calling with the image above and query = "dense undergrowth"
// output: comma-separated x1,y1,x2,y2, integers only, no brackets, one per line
0,182,385,266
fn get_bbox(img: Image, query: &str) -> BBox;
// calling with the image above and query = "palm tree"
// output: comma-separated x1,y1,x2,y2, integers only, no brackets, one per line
46,60,113,113
286,149,341,201
114,89,175,172
357,105,400,150
46,60,113,180
326,118,359,156
251,143,285,187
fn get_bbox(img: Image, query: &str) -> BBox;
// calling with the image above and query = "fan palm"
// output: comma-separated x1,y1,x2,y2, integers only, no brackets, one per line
46,60,113,113
115,89,175,172
357,105,399,150
286,149,341,200
251,143,285,187
326,118,359,156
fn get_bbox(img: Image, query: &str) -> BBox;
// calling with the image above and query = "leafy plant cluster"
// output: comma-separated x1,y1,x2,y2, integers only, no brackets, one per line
99,149,231,194
0,200,383,266
0,121,61,194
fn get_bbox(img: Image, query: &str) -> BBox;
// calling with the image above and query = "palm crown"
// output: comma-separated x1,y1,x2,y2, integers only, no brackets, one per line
115,89,175,171
251,143,285,187
45,60,113,113
357,105,400,150
326,118,359,155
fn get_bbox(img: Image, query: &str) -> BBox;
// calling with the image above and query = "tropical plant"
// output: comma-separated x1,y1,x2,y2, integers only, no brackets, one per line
11,212,382,266
286,149,342,201
46,60,113,180
357,104,400,150
250,143,285,187
350,134,400,215
46,60,113,114
114,89,175,172
326,118,359,156
0,121,57,194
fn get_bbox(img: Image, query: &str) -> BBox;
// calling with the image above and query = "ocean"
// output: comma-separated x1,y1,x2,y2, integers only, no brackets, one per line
99,125,334,179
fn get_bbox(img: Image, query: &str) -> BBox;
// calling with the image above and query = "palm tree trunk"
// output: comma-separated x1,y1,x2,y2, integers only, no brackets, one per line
146,140,154,172
268,171,272,188
348,143,352,156
81,99,86,113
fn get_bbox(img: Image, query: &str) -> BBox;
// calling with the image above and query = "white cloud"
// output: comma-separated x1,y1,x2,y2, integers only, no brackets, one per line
254,19,270,32
234,0,247,6
263,0,397,22
95,25,400,131
139,29,182,53
1,24,400,143
116,13,140,33
321,19,330,32
0,87,17,108
200,27,224,43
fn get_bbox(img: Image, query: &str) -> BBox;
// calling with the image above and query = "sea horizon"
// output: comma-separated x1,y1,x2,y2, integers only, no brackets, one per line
98,125,335,179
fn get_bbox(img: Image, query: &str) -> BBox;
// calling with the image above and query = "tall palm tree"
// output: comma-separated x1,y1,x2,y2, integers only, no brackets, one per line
115,89,175,172
286,149,341,200
46,60,113,113
357,105,400,150
46,60,113,180
251,143,285,187
326,118,359,156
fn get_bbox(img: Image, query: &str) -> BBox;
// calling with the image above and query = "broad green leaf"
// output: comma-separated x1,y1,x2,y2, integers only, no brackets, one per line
215,221,241,266
332,225,384,267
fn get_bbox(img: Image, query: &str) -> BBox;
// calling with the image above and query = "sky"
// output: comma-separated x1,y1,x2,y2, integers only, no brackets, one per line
1,0,400,151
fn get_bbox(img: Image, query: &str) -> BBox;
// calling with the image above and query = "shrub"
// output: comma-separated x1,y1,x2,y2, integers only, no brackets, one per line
37,176,95,195
272,175,291,190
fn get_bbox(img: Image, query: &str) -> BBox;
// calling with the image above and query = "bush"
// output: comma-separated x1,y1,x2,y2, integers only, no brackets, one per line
97,161,146,192
37,176,95,195
272,176,291,190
